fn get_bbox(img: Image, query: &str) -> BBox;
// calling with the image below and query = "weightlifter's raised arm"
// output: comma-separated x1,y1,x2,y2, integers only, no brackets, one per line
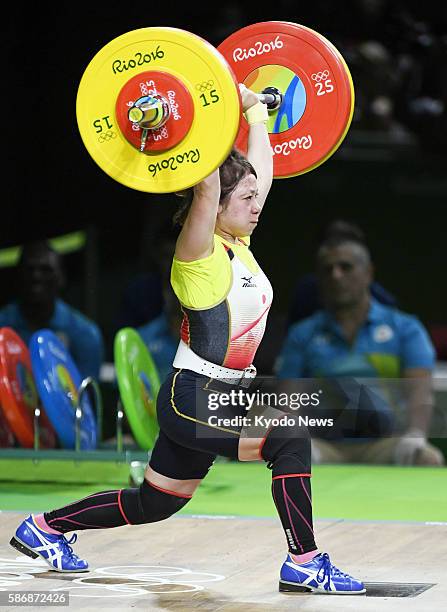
174,85,271,262
241,85,273,211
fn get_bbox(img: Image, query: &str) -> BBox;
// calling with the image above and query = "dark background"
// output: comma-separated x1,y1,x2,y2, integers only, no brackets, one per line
4,1,447,364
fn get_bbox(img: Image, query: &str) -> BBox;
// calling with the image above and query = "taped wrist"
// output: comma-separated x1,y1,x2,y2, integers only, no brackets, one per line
121,480,192,525
244,101,269,125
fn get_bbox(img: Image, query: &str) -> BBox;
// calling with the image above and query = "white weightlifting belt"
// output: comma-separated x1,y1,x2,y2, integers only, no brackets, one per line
173,340,256,387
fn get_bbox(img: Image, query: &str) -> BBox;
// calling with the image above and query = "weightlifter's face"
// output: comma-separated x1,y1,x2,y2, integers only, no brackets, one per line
217,173,261,237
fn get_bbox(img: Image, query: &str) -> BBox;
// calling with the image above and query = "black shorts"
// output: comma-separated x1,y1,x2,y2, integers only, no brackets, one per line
149,368,295,480
149,368,246,480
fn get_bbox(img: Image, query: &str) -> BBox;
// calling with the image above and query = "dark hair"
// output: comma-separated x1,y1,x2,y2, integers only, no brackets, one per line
173,148,256,226
315,219,372,267
17,239,65,289
219,148,257,203
18,240,60,268
320,219,366,245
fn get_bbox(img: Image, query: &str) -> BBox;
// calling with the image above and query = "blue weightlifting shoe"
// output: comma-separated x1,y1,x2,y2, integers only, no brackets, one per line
10,515,88,572
279,552,365,594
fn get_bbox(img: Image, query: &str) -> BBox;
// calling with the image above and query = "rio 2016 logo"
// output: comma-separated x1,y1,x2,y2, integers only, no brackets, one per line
232,36,283,62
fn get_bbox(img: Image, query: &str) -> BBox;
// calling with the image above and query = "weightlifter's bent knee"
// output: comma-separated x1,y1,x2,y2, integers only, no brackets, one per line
120,477,193,525
259,414,311,477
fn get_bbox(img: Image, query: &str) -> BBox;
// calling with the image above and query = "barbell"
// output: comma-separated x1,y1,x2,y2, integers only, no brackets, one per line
76,21,354,193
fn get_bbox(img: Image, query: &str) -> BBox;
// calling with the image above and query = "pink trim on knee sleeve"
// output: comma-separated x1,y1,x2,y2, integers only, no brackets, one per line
147,481,193,499
272,473,312,480
118,490,131,525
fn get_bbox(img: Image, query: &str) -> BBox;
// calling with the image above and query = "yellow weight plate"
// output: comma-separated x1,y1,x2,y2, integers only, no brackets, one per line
76,27,241,193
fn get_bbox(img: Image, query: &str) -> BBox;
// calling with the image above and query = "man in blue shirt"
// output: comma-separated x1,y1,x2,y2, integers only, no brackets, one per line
286,219,398,327
275,235,444,466
0,241,104,381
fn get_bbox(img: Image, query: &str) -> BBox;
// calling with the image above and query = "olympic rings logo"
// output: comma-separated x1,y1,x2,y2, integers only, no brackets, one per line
152,125,169,141
195,80,214,92
140,80,157,96
0,556,226,596
140,85,155,96
98,131,117,143
311,70,330,82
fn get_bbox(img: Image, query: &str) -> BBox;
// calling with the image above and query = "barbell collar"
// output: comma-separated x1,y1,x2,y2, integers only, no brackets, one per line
127,94,170,130
257,87,283,111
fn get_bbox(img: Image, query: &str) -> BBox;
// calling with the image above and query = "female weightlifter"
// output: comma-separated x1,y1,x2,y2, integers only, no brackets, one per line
10,85,365,595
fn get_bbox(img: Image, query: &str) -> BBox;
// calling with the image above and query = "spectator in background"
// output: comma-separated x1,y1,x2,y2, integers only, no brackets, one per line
287,219,397,327
334,0,446,150
0,240,104,381
276,232,444,466
350,38,411,139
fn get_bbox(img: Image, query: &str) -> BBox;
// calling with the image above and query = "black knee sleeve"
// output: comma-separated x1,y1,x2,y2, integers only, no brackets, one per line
260,415,311,477
121,480,191,525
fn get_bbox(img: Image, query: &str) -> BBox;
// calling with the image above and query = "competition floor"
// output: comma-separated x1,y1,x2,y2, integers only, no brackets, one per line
1,463,446,610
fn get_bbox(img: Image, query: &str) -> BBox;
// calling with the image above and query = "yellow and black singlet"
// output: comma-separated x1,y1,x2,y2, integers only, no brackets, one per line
171,234,273,370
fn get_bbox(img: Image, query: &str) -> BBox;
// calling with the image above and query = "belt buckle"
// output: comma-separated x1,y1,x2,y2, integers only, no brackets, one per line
238,365,257,388
244,365,257,378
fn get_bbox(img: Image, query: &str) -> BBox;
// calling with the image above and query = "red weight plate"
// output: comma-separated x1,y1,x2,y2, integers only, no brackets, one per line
116,70,194,152
0,328,57,448
217,21,354,176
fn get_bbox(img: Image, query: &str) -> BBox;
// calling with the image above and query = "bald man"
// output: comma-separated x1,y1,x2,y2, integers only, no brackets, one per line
276,236,444,466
